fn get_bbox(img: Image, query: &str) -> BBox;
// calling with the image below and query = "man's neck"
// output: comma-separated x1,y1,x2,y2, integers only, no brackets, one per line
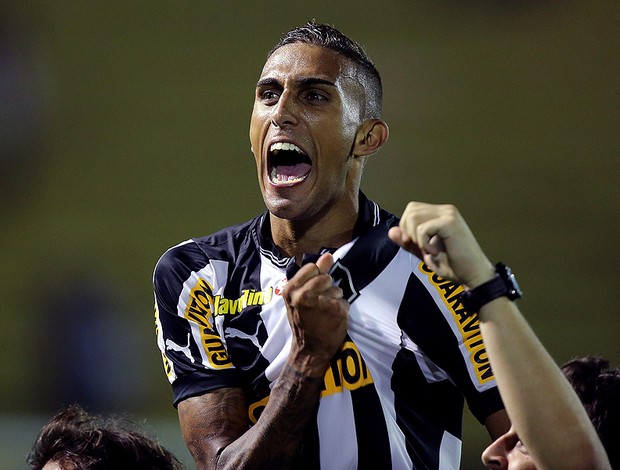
270,205,359,262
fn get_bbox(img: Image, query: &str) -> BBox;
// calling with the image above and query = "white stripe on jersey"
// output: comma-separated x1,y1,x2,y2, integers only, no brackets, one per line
438,431,462,470
345,250,414,469
210,259,231,345
317,392,358,470
370,200,380,226
257,252,292,385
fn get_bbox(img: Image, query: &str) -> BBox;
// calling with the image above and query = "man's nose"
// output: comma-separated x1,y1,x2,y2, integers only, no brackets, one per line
271,92,299,128
481,439,509,469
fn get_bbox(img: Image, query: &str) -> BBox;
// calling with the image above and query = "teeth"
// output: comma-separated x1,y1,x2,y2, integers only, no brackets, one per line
268,141,310,186
270,142,303,153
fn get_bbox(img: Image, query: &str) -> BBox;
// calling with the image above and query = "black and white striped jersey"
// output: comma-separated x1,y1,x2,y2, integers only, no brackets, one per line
153,193,504,469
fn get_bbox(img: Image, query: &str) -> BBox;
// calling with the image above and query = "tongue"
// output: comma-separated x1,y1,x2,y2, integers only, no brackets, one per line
276,163,311,179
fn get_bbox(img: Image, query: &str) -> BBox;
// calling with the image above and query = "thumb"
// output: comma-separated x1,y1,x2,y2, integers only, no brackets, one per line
426,235,446,256
316,252,334,274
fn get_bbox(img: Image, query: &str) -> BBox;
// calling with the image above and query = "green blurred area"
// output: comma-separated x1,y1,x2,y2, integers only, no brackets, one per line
1,1,618,468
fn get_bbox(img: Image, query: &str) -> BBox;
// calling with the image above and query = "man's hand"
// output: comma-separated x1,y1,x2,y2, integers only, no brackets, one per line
282,253,349,377
388,202,495,289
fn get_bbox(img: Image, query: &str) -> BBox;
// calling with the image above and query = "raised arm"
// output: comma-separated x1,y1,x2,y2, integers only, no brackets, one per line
389,202,610,470
178,253,348,470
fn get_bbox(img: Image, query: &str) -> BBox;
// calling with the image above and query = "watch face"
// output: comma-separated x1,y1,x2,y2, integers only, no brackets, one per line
499,264,522,299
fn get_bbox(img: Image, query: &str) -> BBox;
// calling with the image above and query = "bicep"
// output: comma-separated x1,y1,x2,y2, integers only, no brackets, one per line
178,388,249,469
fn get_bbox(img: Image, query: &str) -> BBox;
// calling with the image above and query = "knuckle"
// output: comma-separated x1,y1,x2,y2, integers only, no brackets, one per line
442,204,458,217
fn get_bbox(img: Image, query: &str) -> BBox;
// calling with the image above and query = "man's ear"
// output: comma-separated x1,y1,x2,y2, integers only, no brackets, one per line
352,119,389,157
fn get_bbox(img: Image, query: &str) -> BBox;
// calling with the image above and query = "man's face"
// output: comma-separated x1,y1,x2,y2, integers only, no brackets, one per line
481,426,537,470
249,42,365,221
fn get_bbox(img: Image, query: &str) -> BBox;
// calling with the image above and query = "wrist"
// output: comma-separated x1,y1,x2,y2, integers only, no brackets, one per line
288,344,333,379
459,263,523,313
463,264,497,290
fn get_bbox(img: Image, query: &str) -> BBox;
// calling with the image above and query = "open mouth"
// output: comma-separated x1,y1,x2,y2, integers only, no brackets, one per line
268,142,312,187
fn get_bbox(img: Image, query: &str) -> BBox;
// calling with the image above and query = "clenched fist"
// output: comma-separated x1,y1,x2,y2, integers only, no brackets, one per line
388,202,496,289
283,253,349,377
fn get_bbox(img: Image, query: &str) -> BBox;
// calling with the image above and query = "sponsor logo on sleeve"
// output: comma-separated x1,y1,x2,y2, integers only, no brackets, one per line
154,304,175,381
185,278,232,369
165,333,195,363
419,262,494,385
184,280,275,368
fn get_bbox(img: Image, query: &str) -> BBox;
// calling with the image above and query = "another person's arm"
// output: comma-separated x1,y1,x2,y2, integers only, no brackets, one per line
178,253,348,470
389,202,610,470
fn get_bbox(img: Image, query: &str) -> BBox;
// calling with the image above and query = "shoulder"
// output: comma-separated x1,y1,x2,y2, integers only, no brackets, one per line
193,216,259,252
153,216,262,284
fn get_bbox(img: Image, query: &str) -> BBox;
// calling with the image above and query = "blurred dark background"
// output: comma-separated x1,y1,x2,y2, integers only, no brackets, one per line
1,1,618,468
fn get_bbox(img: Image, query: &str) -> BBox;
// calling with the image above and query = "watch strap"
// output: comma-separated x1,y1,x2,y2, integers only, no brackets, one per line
459,263,522,313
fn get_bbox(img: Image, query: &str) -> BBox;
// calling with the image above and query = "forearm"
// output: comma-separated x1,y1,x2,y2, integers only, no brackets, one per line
392,202,610,467
479,298,610,469
215,362,325,470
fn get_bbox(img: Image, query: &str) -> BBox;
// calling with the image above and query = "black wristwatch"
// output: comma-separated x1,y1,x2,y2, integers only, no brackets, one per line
459,263,522,313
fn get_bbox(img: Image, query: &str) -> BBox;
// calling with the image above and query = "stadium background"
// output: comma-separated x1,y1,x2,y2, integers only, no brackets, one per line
1,1,618,468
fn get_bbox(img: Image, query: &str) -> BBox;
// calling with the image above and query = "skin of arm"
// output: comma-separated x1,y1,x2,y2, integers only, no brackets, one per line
178,253,348,470
388,202,611,470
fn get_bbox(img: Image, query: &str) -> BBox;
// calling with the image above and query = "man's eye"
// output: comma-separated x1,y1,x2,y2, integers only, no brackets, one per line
306,90,327,102
515,440,530,455
259,90,279,102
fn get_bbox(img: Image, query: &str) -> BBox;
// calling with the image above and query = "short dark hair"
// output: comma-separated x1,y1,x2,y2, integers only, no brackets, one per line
562,356,620,469
268,21,383,120
27,405,184,470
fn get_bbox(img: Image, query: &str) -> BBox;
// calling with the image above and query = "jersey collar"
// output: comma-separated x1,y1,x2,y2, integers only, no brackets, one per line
255,191,380,269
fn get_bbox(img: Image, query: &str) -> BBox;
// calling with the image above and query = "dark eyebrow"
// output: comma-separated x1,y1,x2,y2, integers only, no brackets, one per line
255,77,336,89
297,77,336,88
256,77,281,89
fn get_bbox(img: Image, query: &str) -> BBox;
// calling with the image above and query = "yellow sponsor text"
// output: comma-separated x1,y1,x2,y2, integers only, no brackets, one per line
321,340,374,397
247,340,374,424
185,278,232,370
420,263,494,384
214,287,274,316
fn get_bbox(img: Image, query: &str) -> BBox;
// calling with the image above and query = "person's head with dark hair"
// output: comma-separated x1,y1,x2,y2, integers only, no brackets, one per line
27,405,184,470
267,21,382,120
562,356,620,469
482,355,618,469
250,21,389,223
